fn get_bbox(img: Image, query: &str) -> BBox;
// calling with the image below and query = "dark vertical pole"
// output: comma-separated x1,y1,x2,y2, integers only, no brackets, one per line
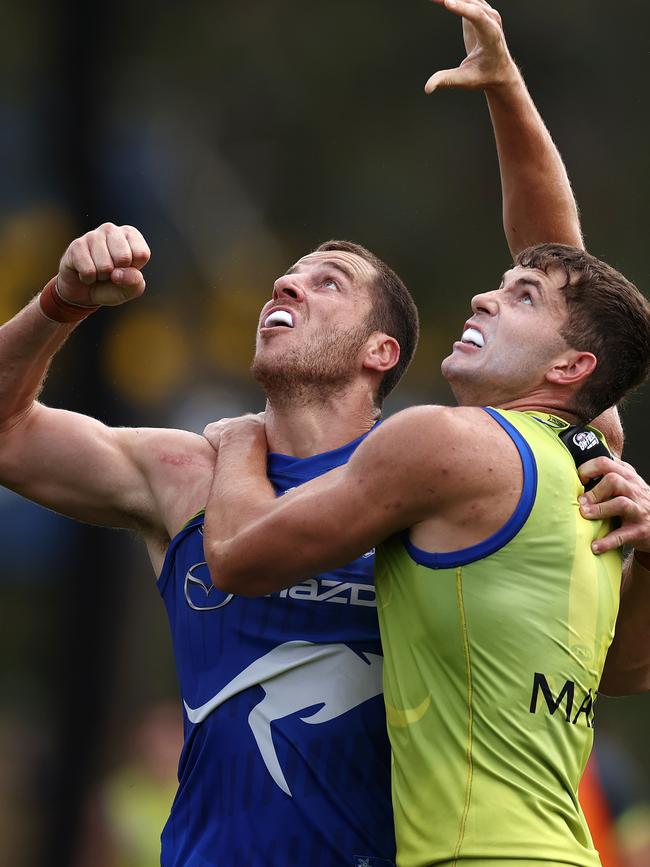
40,1,132,864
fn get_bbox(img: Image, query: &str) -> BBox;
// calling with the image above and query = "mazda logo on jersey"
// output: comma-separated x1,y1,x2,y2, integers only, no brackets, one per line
184,561,234,611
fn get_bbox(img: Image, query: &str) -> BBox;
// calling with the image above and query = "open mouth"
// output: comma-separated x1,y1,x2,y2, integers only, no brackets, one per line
262,309,295,330
460,327,484,348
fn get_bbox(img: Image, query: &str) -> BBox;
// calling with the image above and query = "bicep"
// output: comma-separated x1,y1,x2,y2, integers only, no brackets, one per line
0,403,159,529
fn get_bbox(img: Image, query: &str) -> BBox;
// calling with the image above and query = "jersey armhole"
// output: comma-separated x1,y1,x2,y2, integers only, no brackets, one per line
156,510,206,594
401,407,538,569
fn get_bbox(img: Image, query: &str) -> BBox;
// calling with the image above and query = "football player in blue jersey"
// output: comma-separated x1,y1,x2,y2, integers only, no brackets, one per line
1,1,644,865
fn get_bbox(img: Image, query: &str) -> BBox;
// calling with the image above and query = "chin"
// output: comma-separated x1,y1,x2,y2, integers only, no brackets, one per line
440,353,467,383
441,364,486,407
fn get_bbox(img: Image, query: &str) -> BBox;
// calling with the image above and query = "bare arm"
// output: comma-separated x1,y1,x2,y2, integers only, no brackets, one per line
0,224,212,536
599,552,650,695
426,0,582,254
579,457,650,694
202,407,472,595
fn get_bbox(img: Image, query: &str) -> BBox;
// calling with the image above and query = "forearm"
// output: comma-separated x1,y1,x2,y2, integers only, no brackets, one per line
203,426,389,597
203,430,277,592
599,551,650,695
487,73,582,255
0,290,77,430
204,408,449,596
205,470,374,597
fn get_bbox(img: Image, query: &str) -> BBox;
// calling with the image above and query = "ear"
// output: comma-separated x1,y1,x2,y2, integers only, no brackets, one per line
362,333,401,375
545,351,597,387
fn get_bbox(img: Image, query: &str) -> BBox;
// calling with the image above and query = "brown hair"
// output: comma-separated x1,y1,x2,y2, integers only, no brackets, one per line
514,243,650,420
314,240,419,405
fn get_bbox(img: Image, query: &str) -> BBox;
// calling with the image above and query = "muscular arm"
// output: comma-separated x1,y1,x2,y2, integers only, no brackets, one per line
203,407,481,595
0,224,213,538
427,0,582,254
487,73,582,254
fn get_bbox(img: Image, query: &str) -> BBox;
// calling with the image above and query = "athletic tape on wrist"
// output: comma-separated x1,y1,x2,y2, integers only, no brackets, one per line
39,277,100,323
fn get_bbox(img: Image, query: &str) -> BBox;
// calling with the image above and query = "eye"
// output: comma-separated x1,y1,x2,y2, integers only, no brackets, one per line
322,277,339,291
520,293,533,305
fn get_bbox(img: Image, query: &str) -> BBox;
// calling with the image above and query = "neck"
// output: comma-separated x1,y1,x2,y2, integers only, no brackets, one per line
264,387,379,457
496,395,583,425
451,378,585,425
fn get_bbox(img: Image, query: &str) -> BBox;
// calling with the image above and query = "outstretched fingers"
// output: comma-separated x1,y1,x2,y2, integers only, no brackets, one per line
430,0,501,31
425,0,509,93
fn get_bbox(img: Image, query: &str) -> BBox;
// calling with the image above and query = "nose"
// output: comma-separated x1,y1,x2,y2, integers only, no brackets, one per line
470,289,498,317
272,274,305,303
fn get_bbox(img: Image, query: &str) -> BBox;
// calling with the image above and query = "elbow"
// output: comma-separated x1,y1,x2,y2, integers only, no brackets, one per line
206,541,266,597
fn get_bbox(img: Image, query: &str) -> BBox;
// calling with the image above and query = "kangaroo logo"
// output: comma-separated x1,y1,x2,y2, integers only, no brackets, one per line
184,640,383,796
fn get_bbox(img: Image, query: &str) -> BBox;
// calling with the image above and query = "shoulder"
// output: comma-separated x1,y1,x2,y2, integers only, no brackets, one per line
352,405,518,500
362,405,505,462
119,426,216,542
122,425,216,470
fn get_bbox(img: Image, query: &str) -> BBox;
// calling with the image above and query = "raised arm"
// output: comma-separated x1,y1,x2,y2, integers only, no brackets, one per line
0,224,213,540
426,0,582,254
579,456,650,694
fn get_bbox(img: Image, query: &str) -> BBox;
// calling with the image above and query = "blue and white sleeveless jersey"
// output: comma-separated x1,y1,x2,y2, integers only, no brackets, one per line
157,428,396,867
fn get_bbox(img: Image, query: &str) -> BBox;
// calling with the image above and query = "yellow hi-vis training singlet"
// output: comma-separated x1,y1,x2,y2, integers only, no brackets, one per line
376,409,622,867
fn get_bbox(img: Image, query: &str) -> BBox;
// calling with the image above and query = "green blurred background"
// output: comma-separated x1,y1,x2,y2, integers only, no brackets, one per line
0,1,648,865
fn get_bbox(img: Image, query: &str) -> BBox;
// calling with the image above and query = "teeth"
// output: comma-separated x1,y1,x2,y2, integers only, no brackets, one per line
264,310,294,328
461,327,484,348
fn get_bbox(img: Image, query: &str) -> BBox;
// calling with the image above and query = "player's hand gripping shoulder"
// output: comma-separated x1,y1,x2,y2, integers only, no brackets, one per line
425,0,519,94
203,412,266,454
579,457,650,556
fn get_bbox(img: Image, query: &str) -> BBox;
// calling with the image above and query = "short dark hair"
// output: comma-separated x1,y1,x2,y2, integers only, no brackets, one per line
515,243,650,421
314,240,419,404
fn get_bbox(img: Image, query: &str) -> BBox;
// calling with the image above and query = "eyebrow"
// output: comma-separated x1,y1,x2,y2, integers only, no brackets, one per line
285,259,355,282
501,274,544,297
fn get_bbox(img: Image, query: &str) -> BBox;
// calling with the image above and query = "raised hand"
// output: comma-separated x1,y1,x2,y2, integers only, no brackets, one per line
579,457,650,556
57,223,151,307
425,0,519,94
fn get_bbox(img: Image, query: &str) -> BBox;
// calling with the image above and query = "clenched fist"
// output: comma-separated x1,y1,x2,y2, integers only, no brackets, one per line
58,223,151,307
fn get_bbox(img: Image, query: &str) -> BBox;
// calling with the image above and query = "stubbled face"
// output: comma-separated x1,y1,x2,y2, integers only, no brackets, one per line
441,265,572,407
252,250,377,401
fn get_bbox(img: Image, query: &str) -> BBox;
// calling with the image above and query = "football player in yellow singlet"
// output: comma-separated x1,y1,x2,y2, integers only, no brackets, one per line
202,240,650,867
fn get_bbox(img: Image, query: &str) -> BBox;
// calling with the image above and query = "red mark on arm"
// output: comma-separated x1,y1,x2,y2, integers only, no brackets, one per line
159,452,194,467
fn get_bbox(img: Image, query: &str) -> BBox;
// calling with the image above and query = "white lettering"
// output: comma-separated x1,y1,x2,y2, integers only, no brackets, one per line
288,578,320,600
266,577,376,608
